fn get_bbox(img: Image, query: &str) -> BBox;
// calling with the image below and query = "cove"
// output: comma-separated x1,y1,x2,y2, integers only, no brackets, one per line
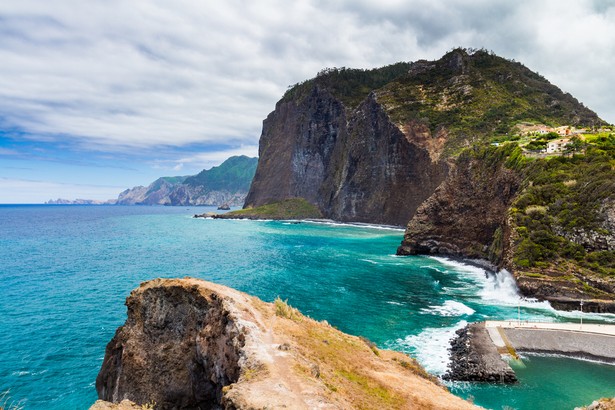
0,205,613,409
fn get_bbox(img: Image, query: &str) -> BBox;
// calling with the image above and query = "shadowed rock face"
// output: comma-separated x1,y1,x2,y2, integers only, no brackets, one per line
245,87,447,226
397,147,521,262
96,282,244,409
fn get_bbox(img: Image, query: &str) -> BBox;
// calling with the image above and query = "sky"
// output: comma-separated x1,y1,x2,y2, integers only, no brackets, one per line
1,0,614,203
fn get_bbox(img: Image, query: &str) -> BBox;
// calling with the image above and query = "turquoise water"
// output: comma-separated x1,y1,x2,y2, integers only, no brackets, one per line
0,205,614,409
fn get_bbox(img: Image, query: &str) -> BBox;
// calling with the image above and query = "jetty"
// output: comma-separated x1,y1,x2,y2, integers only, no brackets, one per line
446,321,615,383
485,320,615,363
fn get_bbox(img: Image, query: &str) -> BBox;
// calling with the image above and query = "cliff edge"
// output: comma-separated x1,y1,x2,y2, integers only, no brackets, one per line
94,278,478,410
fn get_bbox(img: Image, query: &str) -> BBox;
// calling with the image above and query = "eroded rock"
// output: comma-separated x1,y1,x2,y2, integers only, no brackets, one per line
95,278,480,410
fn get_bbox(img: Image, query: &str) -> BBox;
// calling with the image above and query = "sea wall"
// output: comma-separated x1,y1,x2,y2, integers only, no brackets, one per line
505,328,615,363
447,321,615,384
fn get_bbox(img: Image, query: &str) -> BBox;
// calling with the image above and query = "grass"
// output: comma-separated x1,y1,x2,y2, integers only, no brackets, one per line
270,306,458,409
274,297,302,322
0,391,24,410
223,198,323,220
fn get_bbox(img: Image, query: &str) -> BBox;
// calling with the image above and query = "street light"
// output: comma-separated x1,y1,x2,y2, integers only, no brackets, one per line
580,300,584,330
518,300,521,326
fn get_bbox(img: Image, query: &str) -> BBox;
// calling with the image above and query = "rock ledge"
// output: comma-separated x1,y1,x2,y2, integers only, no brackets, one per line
94,278,478,409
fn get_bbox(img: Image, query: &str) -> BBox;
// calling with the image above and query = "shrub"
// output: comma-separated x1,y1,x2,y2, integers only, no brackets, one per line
274,297,302,322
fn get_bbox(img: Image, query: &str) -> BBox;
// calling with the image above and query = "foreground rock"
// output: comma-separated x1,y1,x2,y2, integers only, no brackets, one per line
577,398,615,410
95,278,478,410
445,323,517,384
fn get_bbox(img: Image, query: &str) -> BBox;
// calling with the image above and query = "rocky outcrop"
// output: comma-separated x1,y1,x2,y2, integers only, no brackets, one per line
95,278,479,410
577,398,615,410
397,145,521,262
554,199,615,252
117,156,257,206
445,323,517,383
245,49,603,226
245,86,447,226
117,183,247,207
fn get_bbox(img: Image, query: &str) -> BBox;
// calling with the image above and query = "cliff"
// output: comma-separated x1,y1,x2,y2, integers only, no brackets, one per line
245,82,446,226
245,48,602,226
399,141,615,311
94,278,478,410
45,198,116,205
117,156,257,206
397,144,521,261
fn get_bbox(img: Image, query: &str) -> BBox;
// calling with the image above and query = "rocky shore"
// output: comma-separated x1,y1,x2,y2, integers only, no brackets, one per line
94,278,478,410
445,322,517,383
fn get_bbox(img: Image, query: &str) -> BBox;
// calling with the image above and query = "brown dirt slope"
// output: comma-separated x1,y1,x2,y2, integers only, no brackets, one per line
94,278,479,410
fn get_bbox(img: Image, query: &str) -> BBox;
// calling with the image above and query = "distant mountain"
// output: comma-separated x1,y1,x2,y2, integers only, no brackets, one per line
116,156,258,206
45,198,116,205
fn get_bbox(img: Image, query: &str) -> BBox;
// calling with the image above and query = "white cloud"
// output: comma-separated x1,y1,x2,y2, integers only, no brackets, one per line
0,0,613,159
151,144,259,172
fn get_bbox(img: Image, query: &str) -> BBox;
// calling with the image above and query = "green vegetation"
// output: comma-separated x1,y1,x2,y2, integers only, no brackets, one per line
274,297,302,322
223,198,323,220
283,62,412,108
393,357,441,385
374,48,603,154
184,155,258,192
454,138,614,287
282,48,603,159
336,369,396,405
510,135,615,276
146,176,188,195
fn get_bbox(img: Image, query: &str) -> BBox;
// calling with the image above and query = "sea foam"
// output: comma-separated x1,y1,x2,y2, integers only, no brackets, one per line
421,300,475,317
392,320,469,375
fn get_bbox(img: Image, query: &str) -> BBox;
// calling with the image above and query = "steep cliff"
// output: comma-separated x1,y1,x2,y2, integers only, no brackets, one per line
95,278,478,410
399,140,615,311
397,144,521,262
117,156,257,206
245,82,445,226
245,48,602,226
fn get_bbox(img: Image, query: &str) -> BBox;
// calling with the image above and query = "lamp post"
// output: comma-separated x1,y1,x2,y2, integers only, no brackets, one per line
580,300,584,330
518,301,521,326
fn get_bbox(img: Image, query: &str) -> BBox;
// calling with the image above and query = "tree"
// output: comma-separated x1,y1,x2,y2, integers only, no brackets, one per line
564,136,587,154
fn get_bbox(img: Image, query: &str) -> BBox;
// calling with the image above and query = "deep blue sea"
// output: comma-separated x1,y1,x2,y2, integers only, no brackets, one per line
1,205,614,409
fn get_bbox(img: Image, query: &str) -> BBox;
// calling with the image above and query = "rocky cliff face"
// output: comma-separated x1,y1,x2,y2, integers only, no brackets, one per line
245,83,447,226
245,48,602,226
117,156,257,206
95,278,478,410
397,145,521,262
398,141,615,312
117,182,247,207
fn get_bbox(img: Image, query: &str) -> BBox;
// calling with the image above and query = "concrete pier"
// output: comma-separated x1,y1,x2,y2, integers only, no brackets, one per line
485,321,615,363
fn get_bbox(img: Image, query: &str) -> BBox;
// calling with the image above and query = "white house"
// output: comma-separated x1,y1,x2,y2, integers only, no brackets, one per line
547,138,571,154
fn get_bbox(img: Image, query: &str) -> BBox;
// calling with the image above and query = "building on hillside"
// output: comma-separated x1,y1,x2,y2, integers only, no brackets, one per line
546,138,571,154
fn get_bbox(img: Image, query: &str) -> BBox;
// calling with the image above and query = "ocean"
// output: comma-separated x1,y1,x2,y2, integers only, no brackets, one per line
1,204,614,409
